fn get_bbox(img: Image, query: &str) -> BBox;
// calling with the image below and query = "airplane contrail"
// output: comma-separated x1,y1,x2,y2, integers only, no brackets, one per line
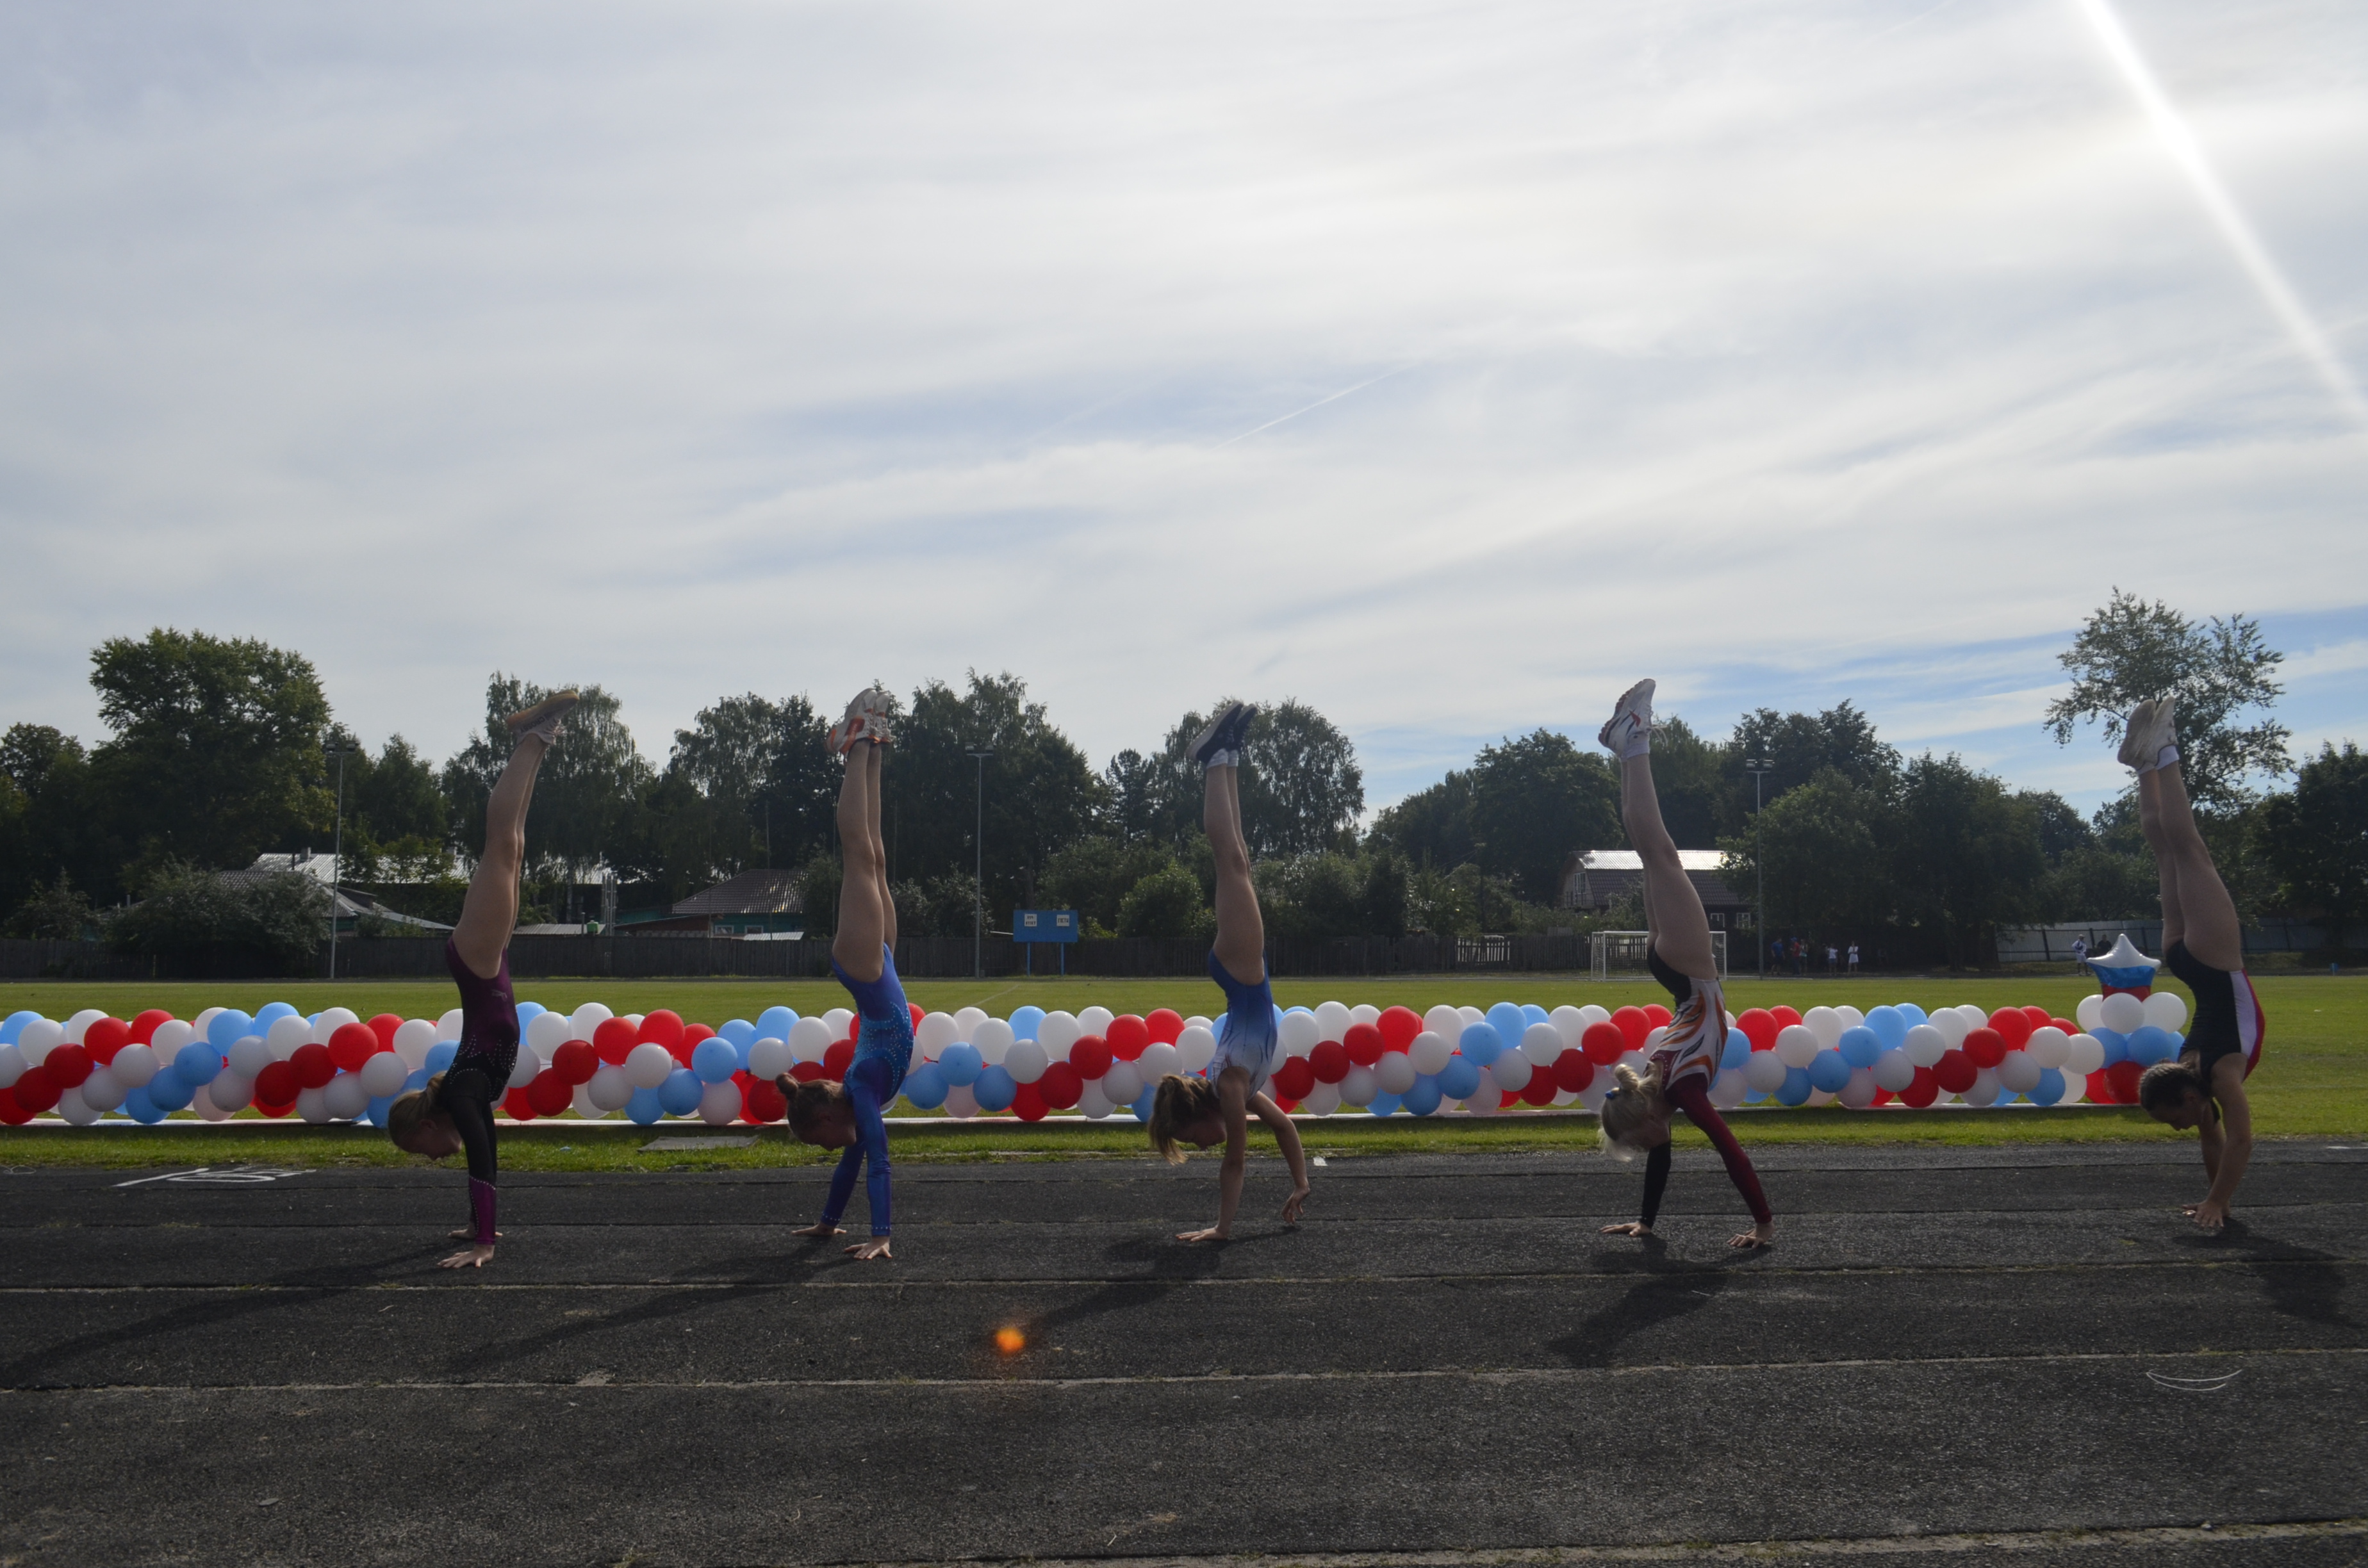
2072,0,2368,427
1215,364,1417,448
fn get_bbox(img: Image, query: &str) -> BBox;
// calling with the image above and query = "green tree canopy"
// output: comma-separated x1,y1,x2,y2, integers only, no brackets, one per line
2258,741,2368,949
1467,729,1620,904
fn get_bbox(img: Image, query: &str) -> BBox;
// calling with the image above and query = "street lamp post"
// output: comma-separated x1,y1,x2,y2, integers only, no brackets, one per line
966,747,995,979
1745,758,1772,979
327,744,352,980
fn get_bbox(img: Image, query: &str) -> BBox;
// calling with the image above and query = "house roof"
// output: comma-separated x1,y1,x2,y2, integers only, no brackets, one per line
672,869,805,918
1557,849,1745,912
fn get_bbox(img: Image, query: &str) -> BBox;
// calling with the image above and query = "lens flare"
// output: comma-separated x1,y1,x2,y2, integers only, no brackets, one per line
993,1327,1026,1355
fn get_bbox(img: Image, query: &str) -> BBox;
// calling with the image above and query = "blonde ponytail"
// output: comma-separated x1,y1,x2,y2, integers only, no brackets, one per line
1597,1061,1666,1156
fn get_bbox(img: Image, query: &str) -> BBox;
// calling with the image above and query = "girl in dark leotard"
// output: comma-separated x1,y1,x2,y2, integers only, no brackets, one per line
1591,680,1773,1250
386,689,577,1269
2120,697,2260,1229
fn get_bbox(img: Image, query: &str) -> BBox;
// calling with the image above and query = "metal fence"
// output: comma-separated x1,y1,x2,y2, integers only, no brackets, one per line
1993,920,2325,965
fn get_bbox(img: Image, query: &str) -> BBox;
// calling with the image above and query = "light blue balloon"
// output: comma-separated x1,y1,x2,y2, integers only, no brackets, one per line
1807,1049,1852,1092
937,1041,982,1086
691,1037,739,1084
659,1068,704,1116
1,1011,38,1044
174,1041,223,1084
144,1072,195,1112
402,1068,429,1095
1367,1093,1401,1116
1272,1004,1287,1031
1437,1056,1483,1100
2030,1067,2066,1106
972,1064,1017,1111
1008,1006,1046,1041
901,1061,948,1110
365,1095,394,1126
1458,1022,1503,1067
720,1019,757,1049
1864,1006,1908,1052
1776,1066,1813,1106
516,1001,545,1029
1837,1025,1882,1070
1486,1002,1527,1053
1520,1004,1550,1027
757,1006,797,1040
1402,1077,1443,1116
252,1002,299,1029
627,1088,664,1125
122,1084,165,1123
2091,1028,2128,1066
1721,1028,1751,1071
207,1010,254,1049
2126,1025,2177,1066
1130,1086,1156,1122
1285,1004,1313,1015
1894,1002,1928,1028
424,1041,458,1075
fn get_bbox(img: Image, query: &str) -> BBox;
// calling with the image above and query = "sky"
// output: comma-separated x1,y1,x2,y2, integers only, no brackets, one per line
3,0,2363,821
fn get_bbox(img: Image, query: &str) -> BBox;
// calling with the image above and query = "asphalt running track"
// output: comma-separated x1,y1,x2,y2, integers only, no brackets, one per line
1,1143,2364,1567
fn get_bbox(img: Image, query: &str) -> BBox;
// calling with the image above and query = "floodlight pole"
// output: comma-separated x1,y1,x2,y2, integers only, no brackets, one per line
327,744,352,980
1746,758,1772,979
967,747,995,979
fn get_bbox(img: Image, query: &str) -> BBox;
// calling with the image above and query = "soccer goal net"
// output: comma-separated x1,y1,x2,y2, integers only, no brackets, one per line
1590,930,1727,981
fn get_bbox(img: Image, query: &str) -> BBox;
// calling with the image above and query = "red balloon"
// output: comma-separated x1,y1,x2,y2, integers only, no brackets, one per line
1274,1096,1301,1114
290,1041,336,1089
329,1022,379,1073
254,1060,300,1106
0,1095,34,1124
1552,1049,1595,1093
1377,1006,1422,1053
1068,1034,1114,1079
1272,1056,1317,1101
1736,1008,1780,1052
907,1002,924,1032
1108,1015,1150,1059
128,1009,174,1045
44,1043,93,1090
83,1017,133,1065
1870,1087,1895,1107
638,1009,685,1049
1343,1023,1385,1068
1145,1009,1184,1045
2085,1068,2118,1104
2049,1017,2079,1036
823,1040,855,1078
1987,1009,2034,1049
504,1087,539,1122
12,1065,61,1114
1308,1040,1351,1084
681,1022,716,1046
1520,1073,1558,1106
1643,1004,1672,1029
2019,1004,2053,1033
1581,1021,1626,1066
1770,1006,1804,1028
1962,1028,2007,1069
550,1039,594,1084
1011,1082,1048,1122
1038,1061,1083,1109
256,1098,293,1118
1499,1090,1522,1109
1933,1049,1977,1094
845,1012,862,1041
368,1013,404,1050
743,1078,787,1123
2105,1060,2144,1104
1898,1067,1939,1108
790,1060,828,1083
1611,1006,1652,1049
594,1018,639,1064
527,1072,573,1116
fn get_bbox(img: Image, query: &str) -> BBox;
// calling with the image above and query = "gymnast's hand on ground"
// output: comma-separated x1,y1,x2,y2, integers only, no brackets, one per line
1600,1221,1652,1237
1730,1222,1774,1250
1176,1226,1226,1243
438,1244,496,1270
1281,1185,1308,1224
793,1221,844,1238
844,1237,892,1261
2185,1198,2230,1229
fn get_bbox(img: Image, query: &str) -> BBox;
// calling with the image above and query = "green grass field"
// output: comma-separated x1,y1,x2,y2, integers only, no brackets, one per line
4,973,2359,1170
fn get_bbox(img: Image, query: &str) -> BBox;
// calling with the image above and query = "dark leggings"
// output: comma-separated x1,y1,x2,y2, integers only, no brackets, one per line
441,1067,500,1184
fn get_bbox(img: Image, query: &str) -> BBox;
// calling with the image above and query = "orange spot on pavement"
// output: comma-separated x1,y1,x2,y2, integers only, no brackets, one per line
994,1327,1026,1355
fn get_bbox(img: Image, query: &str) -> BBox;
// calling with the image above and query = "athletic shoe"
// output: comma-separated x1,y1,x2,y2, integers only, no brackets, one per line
1188,701,1256,767
504,690,580,745
1597,679,1655,755
2117,697,2177,772
828,690,890,756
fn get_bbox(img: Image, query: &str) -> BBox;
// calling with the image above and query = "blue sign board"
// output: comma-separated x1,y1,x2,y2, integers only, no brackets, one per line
1013,909,1079,944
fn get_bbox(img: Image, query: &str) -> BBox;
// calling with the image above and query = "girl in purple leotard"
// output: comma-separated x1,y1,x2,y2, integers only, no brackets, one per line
386,689,577,1270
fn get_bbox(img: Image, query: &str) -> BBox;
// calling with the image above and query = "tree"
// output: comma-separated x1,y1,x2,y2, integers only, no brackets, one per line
668,693,838,872
85,629,334,875
1367,769,1474,870
2018,790,2094,865
1645,716,1726,847
1466,730,1620,904
106,862,331,974
1887,755,2046,968
1723,702,1899,831
1242,700,1363,857
0,725,106,906
1118,863,1213,941
445,677,651,898
2044,590,2289,808
1042,836,1185,934
1099,749,1165,843
1719,769,1887,941
2258,741,2368,950
6,874,97,939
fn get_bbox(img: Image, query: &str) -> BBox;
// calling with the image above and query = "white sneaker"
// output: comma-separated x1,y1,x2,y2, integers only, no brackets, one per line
504,690,580,746
828,690,891,755
2117,697,2176,772
1597,679,1655,755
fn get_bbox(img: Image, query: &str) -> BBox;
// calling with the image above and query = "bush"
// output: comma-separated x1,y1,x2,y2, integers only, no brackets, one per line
1119,863,1215,941
106,862,329,973
6,876,99,939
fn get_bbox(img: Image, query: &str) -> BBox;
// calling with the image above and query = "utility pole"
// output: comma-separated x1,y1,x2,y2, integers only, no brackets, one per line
327,743,352,979
966,747,995,979
1746,758,1772,979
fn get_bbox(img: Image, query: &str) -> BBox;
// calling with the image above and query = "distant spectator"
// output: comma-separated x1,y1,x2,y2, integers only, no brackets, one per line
1825,943,1838,974
2070,935,2088,971
1847,942,1860,974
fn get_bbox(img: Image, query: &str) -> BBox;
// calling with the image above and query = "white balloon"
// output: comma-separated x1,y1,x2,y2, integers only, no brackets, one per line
64,1009,106,1043
698,1080,743,1126
1709,1068,1748,1109
1928,1009,1971,1047
192,1007,224,1040
15,1018,62,1066
1078,1006,1115,1036
151,1019,197,1054
1407,1030,1451,1076
1871,1049,1917,1091
570,1002,614,1040
109,1043,160,1089
507,1049,541,1090
1550,1006,1587,1048
953,1006,989,1038
2060,1071,2088,1104
1618,1049,1650,1078
1577,1004,1611,1027
787,1016,835,1063
2142,991,2189,1031
1806,1088,1836,1107
1076,1080,1113,1119
1299,1081,1342,1116
208,1072,254,1111
1004,1040,1049,1084
526,1012,571,1057
1775,1025,1822,1069
915,1012,959,1058
1338,1065,1377,1106
942,1084,978,1120
1137,1041,1182,1081
1422,1004,1464,1042
79,1070,128,1111
1375,1052,1418,1094
573,1083,607,1120
360,1051,411,1097
225,1035,270,1079
1743,1051,1790,1091
1349,1004,1380,1027
2063,1033,2107,1075
587,1064,634,1111
1278,1011,1322,1056
625,1042,675,1090
822,1008,855,1040
438,1008,465,1041
1458,1006,1484,1027
1838,1066,1878,1108
1038,1011,1081,1054
1961,1067,2003,1107
973,1018,1015,1066
324,1072,371,1119
393,1018,438,1068
1803,1007,1844,1049
2075,993,2105,1031
2100,993,2145,1035
297,1084,335,1124
1958,1004,1990,1027
1313,1001,1353,1041
1835,1005,1866,1029
1488,1052,1533,1091
1643,1026,1668,1053
1520,1022,1563,1066
1902,1024,1948,1068
313,1008,360,1045
1100,1060,1144,1106
1575,1079,1609,1112
1176,1025,1217,1073
747,1037,791,1079
190,1086,234,1120
58,1085,104,1124
1184,1015,1214,1036
0,1044,22,1088
263,1016,311,1060
1996,1050,2043,1093
2024,1027,2071,1069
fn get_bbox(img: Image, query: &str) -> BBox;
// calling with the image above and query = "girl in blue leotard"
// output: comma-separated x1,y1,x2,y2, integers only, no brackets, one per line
778,688,911,1262
1147,701,1311,1241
